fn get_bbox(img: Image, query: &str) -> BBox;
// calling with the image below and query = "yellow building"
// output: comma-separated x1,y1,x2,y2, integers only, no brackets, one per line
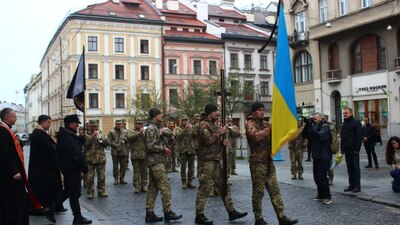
39,0,164,134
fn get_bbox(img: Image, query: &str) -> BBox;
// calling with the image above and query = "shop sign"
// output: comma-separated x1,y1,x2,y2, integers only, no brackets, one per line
340,101,349,109
357,85,387,93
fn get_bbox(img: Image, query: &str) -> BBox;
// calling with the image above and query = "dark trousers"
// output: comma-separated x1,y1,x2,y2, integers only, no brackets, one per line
313,159,331,199
307,144,312,160
390,169,400,193
364,143,378,167
344,151,361,189
51,169,82,218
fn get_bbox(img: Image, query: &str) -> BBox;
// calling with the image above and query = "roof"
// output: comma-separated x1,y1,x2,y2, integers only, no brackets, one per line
75,0,162,21
160,2,196,15
218,23,269,39
208,5,246,19
165,16,206,27
165,30,219,40
0,102,26,112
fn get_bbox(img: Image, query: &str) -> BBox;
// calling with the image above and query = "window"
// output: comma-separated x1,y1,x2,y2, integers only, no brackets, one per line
171,27,177,31
294,51,313,83
377,37,386,70
141,66,150,80
260,55,268,70
244,54,252,69
89,93,99,108
209,61,217,75
328,43,340,70
352,34,386,74
233,20,239,23
141,93,150,109
115,93,125,108
219,18,225,22
353,43,362,73
193,60,201,75
294,11,306,33
114,37,124,53
168,59,177,74
361,0,372,8
169,89,179,106
230,80,240,96
339,0,348,15
183,28,189,32
230,53,238,68
260,81,269,95
319,0,328,22
140,40,149,54
244,80,254,100
88,64,98,79
115,65,124,79
88,36,98,51
194,29,201,32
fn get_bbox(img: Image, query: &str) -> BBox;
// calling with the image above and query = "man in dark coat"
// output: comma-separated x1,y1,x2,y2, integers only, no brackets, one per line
44,114,92,224
0,108,29,225
362,117,379,168
28,115,66,214
340,108,363,193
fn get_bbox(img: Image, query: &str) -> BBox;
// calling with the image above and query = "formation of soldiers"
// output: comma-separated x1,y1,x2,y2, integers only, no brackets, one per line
80,101,298,225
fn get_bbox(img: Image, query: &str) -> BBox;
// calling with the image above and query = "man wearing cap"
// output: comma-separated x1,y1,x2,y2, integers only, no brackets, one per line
107,120,129,185
127,117,148,193
226,117,240,176
166,121,178,172
121,119,130,171
195,103,247,225
28,115,66,214
245,101,298,225
175,115,196,189
144,107,182,223
84,121,109,199
44,114,92,224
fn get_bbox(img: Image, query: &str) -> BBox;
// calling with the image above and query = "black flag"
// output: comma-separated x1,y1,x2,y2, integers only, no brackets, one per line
67,47,86,113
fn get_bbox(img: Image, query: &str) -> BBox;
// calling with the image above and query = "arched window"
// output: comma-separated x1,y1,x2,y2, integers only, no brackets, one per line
294,51,312,83
351,34,386,74
328,43,340,70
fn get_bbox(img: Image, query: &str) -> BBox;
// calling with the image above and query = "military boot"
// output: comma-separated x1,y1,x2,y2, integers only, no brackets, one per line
98,192,108,197
72,216,92,224
120,177,127,184
87,193,94,199
182,179,187,189
164,211,182,222
145,211,163,223
278,216,298,225
195,214,213,225
114,178,118,185
255,218,268,225
228,210,248,221
134,186,140,193
291,173,297,180
141,186,148,193
297,173,303,180
187,180,196,188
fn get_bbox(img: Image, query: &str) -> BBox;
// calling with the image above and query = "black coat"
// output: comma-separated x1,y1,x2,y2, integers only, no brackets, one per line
362,123,376,146
0,123,28,225
28,127,62,208
341,116,363,153
56,127,88,173
302,120,332,161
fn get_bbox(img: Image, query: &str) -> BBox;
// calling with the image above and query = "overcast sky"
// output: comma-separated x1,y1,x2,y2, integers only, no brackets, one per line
0,0,271,105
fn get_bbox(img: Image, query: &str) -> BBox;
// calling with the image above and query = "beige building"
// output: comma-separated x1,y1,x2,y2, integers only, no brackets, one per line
24,73,43,134
39,0,164,134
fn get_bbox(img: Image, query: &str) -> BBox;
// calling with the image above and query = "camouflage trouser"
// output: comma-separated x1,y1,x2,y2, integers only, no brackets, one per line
179,153,195,182
146,163,172,212
86,163,106,194
112,155,127,179
227,151,236,175
165,148,177,172
132,159,148,188
289,150,304,174
195,161,234,214
125,150,130,169
250,162,285,220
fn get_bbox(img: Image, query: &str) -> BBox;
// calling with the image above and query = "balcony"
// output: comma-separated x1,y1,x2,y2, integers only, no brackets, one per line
288,31,309,49
395,57,400,74
326,69,342,84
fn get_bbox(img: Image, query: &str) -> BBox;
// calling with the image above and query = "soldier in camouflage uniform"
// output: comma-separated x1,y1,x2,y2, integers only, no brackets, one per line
127,118,148,193
165,122,178,172
195,103,247,225
226,117,240,176
107,120,128,185
122,119,130,171
84,122,109,199
175,115,196,189
288,126,307,180
245,101,298,225
144,108,182,223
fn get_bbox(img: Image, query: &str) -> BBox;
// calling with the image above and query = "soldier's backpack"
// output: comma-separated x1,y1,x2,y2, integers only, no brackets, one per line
328,123,339,154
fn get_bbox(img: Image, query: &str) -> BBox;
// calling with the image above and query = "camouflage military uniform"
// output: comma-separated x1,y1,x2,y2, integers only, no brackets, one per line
175,122,196,188
195,117,235,215
245,116,286,221
84,129,109,197
288,133,307,179
165,123,178,172
145,119,174,213
107,125,128,184
226,124,240,175
127,126,148,192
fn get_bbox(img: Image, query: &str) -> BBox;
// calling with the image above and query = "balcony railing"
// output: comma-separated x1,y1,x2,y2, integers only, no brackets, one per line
288,31,309,49
326,69,342,84
395,57,400,73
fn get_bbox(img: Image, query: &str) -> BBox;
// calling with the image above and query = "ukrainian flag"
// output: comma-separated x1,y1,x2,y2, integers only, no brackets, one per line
271,3,298,156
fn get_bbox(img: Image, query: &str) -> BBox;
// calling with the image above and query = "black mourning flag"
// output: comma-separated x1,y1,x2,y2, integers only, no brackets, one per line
66,47,86,113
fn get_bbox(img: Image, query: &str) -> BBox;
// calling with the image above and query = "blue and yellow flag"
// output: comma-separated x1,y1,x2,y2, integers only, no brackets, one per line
271,3,298,156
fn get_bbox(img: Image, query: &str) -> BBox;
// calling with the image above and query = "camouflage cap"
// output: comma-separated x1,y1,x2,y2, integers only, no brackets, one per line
135,117,144,124
181,115,189,120
90,121,99,127
115,120,122,124
121,119,127,124
194,114,201,120
168,121,174,126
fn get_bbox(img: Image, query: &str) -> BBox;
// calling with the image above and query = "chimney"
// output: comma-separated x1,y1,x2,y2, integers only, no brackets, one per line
254,12,266,25
220,0,235,8
112,0,120,4
155,0,163,9
167,0,179,11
